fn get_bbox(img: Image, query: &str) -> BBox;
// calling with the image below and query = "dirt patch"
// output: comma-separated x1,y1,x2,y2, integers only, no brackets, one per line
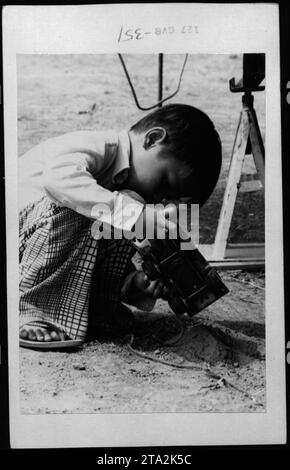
20,271,265,414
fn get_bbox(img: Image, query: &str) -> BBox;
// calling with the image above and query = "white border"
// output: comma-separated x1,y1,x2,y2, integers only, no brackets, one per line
3,3,286,447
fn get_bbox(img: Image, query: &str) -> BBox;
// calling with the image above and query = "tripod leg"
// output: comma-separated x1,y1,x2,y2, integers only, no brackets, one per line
248,108,265,190
213,110,250,260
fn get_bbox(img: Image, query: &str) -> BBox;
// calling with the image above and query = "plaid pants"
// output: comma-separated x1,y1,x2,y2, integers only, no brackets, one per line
19,196,136,340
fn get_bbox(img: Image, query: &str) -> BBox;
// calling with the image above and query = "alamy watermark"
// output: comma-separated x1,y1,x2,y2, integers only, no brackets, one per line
89,202,200,250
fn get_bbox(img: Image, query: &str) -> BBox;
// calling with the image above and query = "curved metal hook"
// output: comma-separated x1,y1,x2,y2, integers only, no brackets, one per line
118,53,188,111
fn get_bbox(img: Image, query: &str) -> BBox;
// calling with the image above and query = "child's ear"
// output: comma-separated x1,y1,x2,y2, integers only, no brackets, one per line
143,127,167,149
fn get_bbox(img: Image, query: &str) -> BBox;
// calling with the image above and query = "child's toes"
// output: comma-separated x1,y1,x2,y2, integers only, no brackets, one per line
50,330,63,341
50,330,58,341
27,328,37,341
19,328,28,339
43,330,53,342
19,324,67,343
35,328,45,341
50,329,66,341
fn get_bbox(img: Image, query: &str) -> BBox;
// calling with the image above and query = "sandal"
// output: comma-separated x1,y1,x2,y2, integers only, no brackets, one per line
19,320,83,350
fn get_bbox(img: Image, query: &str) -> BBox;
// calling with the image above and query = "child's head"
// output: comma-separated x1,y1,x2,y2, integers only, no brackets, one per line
126,103,222,205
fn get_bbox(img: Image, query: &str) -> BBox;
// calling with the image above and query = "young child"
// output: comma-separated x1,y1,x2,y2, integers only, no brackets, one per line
19,103,222,349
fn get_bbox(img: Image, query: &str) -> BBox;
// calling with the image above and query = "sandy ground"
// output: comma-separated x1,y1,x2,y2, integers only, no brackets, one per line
18,54,265,413
20,270,265,414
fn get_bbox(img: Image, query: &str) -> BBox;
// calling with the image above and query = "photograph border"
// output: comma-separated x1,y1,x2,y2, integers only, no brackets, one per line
2,3,286,448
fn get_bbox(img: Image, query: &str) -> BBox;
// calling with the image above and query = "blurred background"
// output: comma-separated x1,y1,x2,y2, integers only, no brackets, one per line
17,54,265,244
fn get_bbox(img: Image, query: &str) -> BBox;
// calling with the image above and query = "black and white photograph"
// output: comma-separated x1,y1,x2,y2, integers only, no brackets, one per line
2,3,286,448
17,52,266,414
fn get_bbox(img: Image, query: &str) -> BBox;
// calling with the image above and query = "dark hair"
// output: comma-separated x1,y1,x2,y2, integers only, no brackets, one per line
130,103,222,205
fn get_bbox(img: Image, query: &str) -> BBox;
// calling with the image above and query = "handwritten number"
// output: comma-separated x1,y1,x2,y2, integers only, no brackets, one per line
118,27,145,42
135,28,144,40
118,24,197,41
125,29,134,41
118,25,123,43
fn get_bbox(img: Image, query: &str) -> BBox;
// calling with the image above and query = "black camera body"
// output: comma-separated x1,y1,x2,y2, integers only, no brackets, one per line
134,237,229,316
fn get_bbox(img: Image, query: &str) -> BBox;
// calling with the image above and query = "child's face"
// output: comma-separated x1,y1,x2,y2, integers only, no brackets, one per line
126,140,192,203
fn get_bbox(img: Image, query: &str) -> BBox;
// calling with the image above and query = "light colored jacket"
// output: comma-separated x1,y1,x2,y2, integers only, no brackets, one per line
18,129,144,235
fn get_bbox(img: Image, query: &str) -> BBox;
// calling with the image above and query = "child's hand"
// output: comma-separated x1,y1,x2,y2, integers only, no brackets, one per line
133,271,169,300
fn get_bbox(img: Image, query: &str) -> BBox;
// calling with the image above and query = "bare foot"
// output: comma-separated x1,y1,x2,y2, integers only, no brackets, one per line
19,324,66,342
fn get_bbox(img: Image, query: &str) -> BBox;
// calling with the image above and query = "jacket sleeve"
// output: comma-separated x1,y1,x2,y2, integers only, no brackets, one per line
42,152,144,235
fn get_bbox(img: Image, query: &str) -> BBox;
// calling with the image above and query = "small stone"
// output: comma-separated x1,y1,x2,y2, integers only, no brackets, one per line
154,350,161,355
73,364,86,370
233,362,239,368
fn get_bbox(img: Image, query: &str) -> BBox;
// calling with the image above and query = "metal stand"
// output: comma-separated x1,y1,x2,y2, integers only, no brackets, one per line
118,53,188,111
200,63,265,270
